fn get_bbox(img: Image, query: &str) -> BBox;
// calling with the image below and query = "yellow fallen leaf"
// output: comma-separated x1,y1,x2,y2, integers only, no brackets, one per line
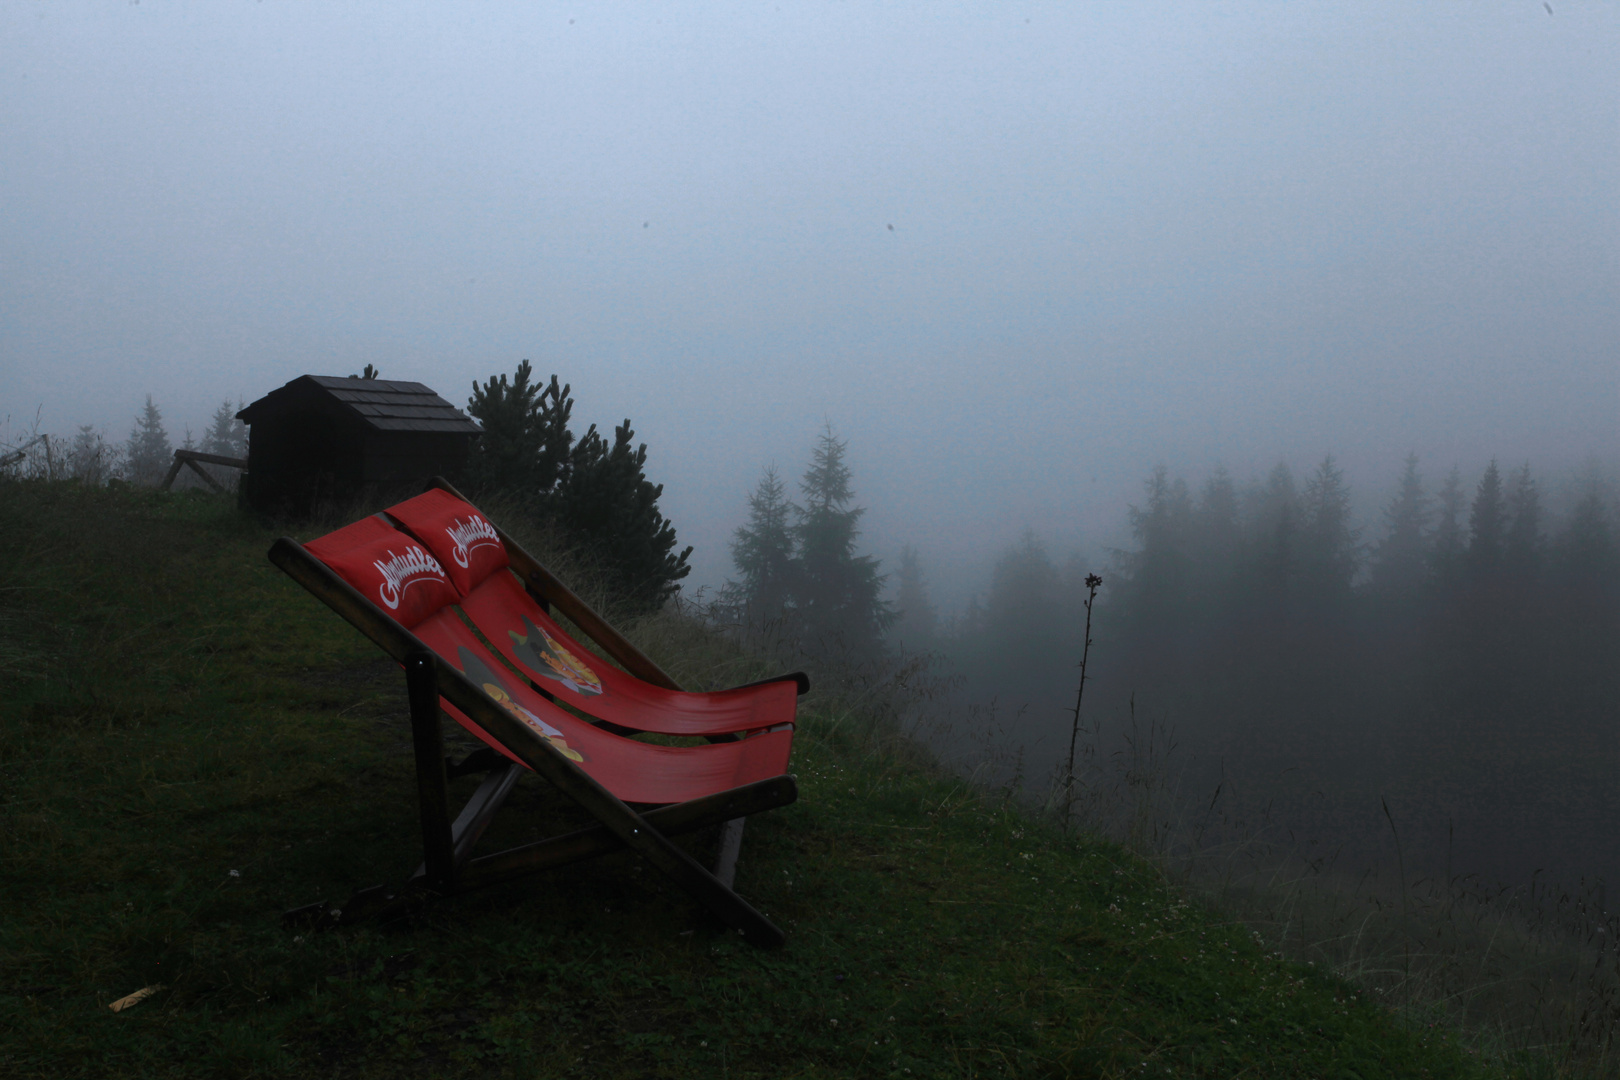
108,984,164,1013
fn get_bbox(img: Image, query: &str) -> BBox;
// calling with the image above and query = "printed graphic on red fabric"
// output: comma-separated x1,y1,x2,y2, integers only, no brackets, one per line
457,645,585,761
304,515,459,629
462,572,798,737
408,608,794,806
384,488,508,597
509,615,603,696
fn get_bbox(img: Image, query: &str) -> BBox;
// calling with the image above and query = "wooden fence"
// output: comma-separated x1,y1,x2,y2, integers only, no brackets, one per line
160,450,247,493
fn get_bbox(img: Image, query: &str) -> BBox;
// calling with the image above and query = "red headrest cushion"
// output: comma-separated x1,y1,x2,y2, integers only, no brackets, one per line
304,515,460,628
386,488,510,596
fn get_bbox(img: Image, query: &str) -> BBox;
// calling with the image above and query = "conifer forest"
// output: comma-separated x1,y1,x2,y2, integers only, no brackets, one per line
894,456,1619,894
721,438,1619,894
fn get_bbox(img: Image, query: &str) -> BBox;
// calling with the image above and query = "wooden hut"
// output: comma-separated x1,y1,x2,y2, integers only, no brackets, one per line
236,376,480,516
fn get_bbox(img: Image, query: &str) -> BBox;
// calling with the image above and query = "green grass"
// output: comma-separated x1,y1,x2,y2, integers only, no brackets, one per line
0,481,1503,1078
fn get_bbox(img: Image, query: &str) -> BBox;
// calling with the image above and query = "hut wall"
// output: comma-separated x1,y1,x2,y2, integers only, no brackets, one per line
360,431,473,485
243,405,367,512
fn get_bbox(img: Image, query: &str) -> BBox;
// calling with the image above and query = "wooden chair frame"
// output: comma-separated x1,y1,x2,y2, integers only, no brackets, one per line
271,529,795,948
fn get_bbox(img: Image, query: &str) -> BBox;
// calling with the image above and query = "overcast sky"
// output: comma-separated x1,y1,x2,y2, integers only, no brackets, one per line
3,2,1615,605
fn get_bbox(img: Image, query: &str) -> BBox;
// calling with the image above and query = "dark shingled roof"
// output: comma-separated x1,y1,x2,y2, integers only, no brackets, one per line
238,376,482,435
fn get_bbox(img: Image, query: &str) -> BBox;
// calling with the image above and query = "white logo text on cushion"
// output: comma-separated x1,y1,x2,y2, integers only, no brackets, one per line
373,546,446,610
445,515,500,569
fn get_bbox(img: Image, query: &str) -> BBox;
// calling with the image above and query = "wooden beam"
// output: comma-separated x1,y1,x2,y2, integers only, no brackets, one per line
182,457,226,494
450,760,523,869
176,450,248,469
713,818,746,889
345,776,796,927
159,458,186,492
407,759,523,882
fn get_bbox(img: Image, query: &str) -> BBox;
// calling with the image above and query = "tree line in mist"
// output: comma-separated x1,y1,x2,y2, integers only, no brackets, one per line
891,453,1619,885
2,396,247,489
718,435,1617,884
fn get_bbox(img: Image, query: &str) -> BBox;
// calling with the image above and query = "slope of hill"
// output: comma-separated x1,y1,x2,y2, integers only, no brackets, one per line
0,482,1496,1078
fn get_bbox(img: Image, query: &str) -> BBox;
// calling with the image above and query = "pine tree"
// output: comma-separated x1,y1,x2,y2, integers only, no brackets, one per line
1430,466,1466,587
201,400,247,459
1467,460,1506,576
943,594,987,649
1196,467,1240,561
1300,454,1358,597
790,425,892,655
1249,462,1298,596
1122,464,1193,620
464,360,575,498
1371,453,1429,597
891,544,938,651
555,418,692,614
1547,483,1620,707
1182,466,1240,620
1551,484,1620,633
982,528,1067,686
197,399,248,491
1504,462,1542,577
1555,487,1619,586
465,361,690,612
728,466,797,624
66,426,116,486
125,396,172,486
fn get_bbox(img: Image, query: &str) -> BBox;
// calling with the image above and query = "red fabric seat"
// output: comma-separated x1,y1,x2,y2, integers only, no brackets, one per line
386,488,800,737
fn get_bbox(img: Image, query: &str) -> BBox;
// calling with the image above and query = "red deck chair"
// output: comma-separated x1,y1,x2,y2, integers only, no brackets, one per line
271,507,797,946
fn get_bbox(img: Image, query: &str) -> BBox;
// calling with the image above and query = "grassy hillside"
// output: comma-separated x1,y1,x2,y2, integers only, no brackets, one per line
0,482,1501,1078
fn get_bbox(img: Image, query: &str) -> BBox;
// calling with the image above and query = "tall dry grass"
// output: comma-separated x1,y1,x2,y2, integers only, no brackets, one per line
1025,686,1620,1078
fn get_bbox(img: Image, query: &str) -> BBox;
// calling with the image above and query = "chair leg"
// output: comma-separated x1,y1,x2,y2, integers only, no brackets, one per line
713,818,746,888
405,652,455,890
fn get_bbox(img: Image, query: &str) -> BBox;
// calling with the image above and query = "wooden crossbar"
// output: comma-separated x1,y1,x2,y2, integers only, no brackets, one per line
455,775,797,888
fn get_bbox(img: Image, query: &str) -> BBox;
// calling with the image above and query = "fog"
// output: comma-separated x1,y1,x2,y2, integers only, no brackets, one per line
4,3,1615,608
